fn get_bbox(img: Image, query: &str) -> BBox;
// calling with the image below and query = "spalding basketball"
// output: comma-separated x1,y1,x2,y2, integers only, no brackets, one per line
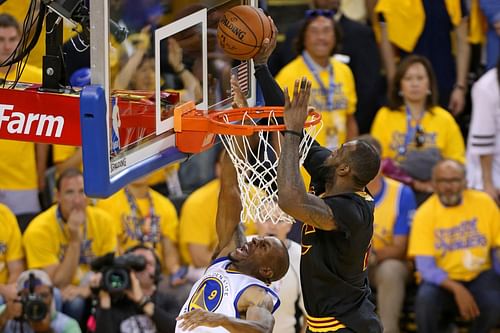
217,5,273,61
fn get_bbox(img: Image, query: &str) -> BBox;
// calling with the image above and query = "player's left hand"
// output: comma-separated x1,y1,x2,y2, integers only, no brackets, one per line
177,308,226,330
283,77,312,132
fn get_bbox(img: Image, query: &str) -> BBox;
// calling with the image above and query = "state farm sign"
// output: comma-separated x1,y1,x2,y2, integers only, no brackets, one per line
0,86,81,145
0,104,65,138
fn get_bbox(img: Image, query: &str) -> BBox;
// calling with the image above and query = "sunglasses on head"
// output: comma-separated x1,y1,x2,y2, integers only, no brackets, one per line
305,9,335,19
415,125,425,148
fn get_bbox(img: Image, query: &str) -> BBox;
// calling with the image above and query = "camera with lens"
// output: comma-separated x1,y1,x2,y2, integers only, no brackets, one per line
90,252,146,295
20,273,49,322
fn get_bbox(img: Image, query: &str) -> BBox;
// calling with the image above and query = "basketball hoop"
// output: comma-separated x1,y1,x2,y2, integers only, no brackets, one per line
174,102,322,224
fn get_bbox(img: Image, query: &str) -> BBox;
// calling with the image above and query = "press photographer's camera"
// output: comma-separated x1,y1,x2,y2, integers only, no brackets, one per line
90,253,146,295
20,273,49,321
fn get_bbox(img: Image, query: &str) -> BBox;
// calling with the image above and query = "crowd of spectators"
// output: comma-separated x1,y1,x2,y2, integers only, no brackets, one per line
1,0,500,332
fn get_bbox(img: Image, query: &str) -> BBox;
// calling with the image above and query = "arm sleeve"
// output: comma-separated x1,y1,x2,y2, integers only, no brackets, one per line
415,256,448,285
393,185,416,235
254,65,285,107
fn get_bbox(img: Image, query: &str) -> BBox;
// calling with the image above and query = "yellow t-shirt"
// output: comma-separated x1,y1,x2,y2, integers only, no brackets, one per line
4,64,42,84
23,205,117,285
373,178,414,251
0,140,37,190
52,145,80,164
0,204,23,284
179,179,256,265
276,56,357,150
374,0,462,52
408,190,500,281
371,106,465,163
96,188,179,270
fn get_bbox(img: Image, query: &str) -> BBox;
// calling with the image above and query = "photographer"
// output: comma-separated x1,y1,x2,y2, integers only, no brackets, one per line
90,245,178,333
0,270,80,333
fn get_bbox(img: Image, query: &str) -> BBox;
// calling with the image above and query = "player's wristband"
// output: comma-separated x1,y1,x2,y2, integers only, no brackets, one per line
283,129,302,138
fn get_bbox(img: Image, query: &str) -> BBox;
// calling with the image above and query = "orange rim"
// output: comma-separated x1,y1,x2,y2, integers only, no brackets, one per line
208,106,322,135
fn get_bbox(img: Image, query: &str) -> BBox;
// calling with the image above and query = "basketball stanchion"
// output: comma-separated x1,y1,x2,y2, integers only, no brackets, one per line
174,101,322,224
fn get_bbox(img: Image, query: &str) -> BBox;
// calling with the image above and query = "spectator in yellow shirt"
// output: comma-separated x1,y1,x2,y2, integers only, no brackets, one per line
275,10,358,151
408,159,500,333
0,203,24,305
23,169,117,329
0,13,48,232
371,55,465,205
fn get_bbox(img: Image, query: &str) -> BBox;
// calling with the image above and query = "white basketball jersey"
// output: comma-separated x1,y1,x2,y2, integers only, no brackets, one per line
175,257,280,333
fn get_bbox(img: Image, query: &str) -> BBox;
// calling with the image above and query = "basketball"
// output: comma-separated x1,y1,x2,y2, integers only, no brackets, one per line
217,5,273,61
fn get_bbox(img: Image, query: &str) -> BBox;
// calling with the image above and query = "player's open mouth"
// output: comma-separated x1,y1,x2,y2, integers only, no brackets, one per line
236,243,249,255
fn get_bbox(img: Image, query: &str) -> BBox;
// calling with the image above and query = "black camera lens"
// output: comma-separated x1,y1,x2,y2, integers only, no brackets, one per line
103,268,130,293
23,297,48,322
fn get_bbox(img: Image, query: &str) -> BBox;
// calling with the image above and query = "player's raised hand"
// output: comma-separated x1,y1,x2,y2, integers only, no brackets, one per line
177,308,226,330
283,77,312,133
253,16,278,66
231,74,248,108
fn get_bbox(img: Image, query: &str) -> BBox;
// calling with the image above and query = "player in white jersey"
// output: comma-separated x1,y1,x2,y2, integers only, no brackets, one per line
176,150,290,333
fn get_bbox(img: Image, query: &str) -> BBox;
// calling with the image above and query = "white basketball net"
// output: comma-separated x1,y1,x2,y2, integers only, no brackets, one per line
218,109,322,224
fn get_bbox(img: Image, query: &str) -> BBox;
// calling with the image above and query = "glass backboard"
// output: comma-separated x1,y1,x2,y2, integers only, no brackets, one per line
81,0,257,197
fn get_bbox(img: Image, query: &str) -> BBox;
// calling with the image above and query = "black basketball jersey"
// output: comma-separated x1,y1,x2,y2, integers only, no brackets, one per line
300,192,382,333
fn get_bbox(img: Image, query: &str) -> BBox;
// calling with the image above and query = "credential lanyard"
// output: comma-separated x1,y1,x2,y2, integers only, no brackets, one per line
124,188,160,246
398,106,421,156
302,51,335,110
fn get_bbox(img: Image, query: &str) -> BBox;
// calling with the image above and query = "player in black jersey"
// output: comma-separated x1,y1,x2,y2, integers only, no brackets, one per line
276,78,382,333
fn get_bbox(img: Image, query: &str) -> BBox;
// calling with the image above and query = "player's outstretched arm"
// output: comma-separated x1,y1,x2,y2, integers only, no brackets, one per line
177,286,275,333
213,150,246,259
277,78,337,231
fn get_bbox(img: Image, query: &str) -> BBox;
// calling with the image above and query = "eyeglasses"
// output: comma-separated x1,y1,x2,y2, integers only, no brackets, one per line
305,9,335,19
415,125,425,148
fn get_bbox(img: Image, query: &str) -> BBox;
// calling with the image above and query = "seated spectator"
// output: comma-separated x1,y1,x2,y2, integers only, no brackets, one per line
360,135,416,333
91,245,178,333
408,159,500,333
22,169,117,329
0,269,80,333
96,175,185,284
371,55,465,205
466,58,500,206
0,203,25,304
